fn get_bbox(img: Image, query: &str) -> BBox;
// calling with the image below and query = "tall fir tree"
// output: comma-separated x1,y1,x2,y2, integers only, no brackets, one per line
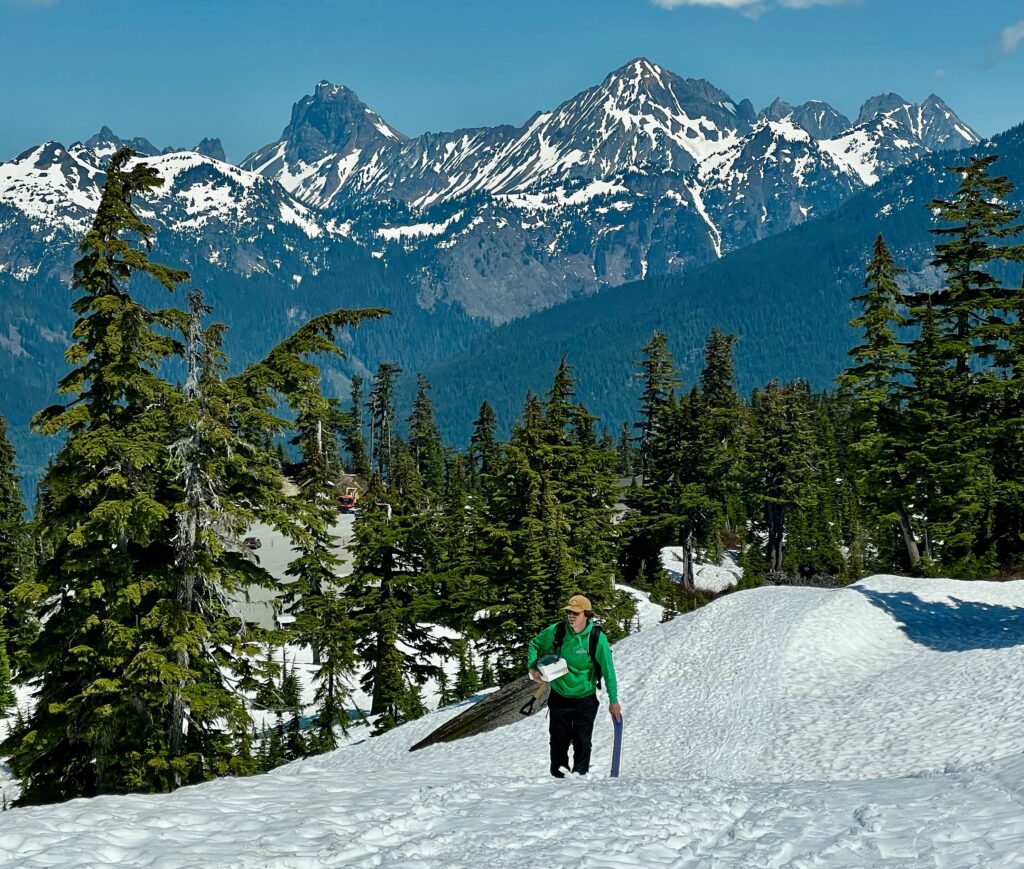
3,149,388,805
343,463,444,726
367,363,402,483
341,375,370,477
5,149,195,803
0,415,31,672
744,381,822,574
615,420,638,477
634,331,680,479
892,155,1024,572
469,401,499,478
407,375,446,494
838,235,921,569
696,329,745,555
921,155,1024,570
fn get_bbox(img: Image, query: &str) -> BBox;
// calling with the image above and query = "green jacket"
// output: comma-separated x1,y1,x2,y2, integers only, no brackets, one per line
527,620,618,704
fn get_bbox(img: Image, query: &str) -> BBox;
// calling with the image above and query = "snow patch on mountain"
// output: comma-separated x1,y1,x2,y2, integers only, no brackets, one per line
0,143,103,228
377,210,465,240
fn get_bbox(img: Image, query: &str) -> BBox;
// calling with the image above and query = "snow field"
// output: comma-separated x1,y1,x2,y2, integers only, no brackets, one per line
5,575,1024,866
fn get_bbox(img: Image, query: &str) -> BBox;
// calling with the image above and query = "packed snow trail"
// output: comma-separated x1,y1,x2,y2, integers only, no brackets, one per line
4,575,1024,867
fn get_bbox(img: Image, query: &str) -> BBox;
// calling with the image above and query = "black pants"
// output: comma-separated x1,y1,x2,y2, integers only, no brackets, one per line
547,690,599,777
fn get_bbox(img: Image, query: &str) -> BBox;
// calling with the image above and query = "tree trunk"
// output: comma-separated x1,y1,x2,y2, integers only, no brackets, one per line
169,564,195,782
896,505,921,567
679,530,696,592
767,504,785,571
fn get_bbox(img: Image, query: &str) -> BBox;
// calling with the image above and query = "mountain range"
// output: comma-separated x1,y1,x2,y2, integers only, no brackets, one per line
0,57,993,486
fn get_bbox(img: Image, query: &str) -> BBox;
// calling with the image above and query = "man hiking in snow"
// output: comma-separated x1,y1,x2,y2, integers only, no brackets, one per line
527,594,621,778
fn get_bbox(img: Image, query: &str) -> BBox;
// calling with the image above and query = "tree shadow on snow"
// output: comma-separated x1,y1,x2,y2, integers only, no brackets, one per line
852,587,1024,652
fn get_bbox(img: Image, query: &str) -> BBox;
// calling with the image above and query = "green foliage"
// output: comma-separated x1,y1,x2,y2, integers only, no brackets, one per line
342,375,371,477
343,465,444,727
408,375,446,494
2,149,388,806
0,415,32,676
469,402,499,477
467,360,633,681
368,363,402,482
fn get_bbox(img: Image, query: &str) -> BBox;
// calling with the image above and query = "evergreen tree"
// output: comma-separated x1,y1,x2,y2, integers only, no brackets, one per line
745,381,821,573
696,329,745,555
627,389,719,591
309,588,355,751
0,415,31,670
367,363,402,482
622,331,743,596
263,718,286,771
479,656,496,689
633,331,680,478
453,638,480,701
919,156,1024,569
341,375,370,477
436,668,456,708
3,149,388,805
616,420,638,477
4,149,195,803
900,301,984,569
469,401,499,477
781,397,845,577
838,235,920,569
280,665,306,761
408,375,446,494
343,465,444,724
432,453,486,635
0,618,13,710
282,368,346,668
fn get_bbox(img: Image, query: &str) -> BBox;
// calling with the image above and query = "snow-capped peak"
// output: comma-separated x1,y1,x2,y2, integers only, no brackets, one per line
240,80,407,199
760,98,851,141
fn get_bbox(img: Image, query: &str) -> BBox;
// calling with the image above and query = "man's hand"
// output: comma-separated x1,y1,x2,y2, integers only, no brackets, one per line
529,668,544,684
609,703,622,722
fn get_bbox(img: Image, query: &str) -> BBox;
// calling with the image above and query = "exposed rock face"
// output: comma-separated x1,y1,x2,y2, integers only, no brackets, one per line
760,98,851,140
193,137,227,162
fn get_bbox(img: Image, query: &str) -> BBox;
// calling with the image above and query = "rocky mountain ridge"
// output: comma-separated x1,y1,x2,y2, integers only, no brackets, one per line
235,58,979,318
0,58,997,489
1,58,980,323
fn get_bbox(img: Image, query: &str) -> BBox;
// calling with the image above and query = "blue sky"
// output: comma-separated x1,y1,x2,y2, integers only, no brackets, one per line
2,0,1023,162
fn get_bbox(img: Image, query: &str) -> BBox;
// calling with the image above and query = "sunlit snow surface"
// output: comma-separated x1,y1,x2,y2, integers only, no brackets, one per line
5,575,1024,867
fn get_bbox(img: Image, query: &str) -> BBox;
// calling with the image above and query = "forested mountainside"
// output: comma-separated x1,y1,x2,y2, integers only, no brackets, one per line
420,123,1024,444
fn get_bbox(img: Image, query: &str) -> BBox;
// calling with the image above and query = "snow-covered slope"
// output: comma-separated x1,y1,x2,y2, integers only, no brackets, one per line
5,574,1024,867
0,139,328,240
245,59,751,213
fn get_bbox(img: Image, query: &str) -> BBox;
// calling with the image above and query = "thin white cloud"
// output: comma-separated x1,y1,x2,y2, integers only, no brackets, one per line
778,0,858,7
652,0,856,9
1000,20,1024,55
652,0,758,7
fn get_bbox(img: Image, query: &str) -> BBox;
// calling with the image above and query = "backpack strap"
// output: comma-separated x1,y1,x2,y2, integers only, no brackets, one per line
589,625,603,689
552,620,566,653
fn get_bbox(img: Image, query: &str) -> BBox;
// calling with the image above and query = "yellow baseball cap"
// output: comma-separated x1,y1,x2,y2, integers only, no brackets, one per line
564,594,592,613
